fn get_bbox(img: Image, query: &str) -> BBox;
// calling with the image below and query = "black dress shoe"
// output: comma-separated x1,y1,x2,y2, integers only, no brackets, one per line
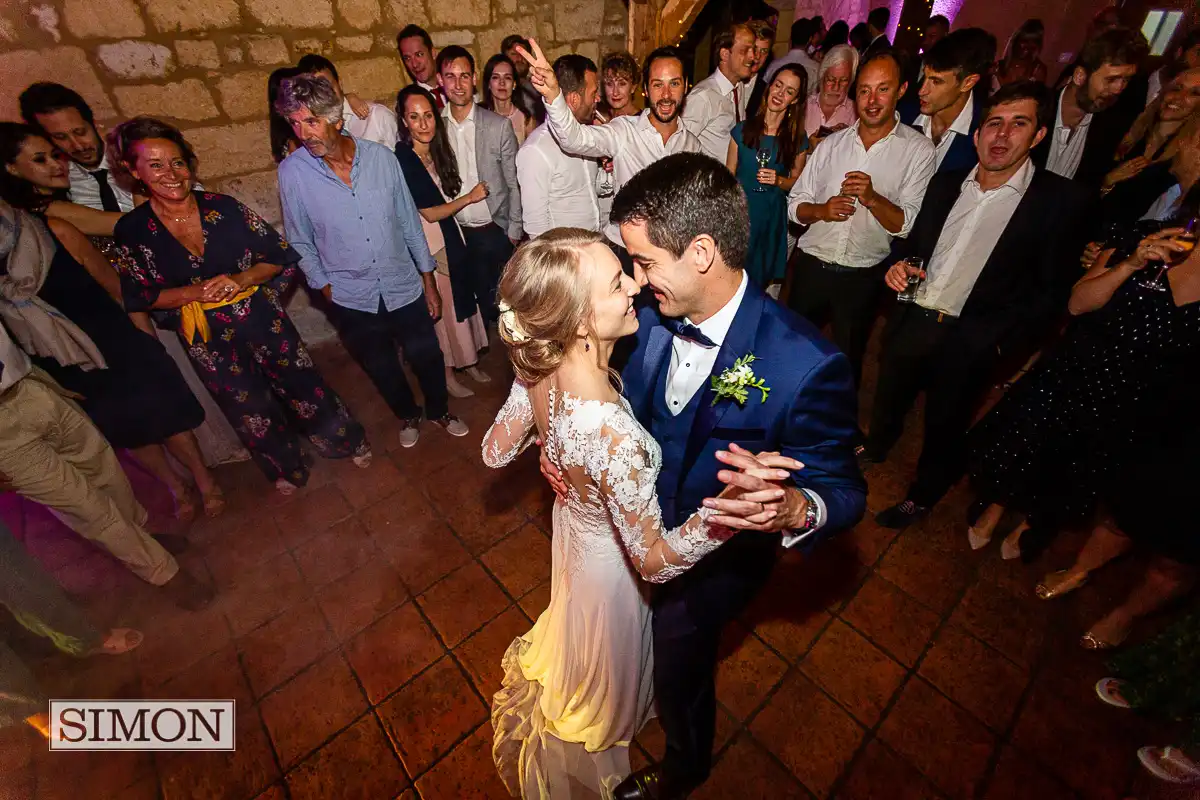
875,500,929,529
152,533,190,555
614,767,664,800
854,444,885,469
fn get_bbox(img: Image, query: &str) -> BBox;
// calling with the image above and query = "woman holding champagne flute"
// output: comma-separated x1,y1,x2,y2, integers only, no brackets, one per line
967,225,1200,574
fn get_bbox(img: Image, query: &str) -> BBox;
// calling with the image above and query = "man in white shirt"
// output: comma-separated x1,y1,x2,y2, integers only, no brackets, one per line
903,28,993,173
1032,27,1146,186
767,18,821,94
518,55,602,238
863,82,1093,529
682,24,757,161
786,51,936,385
19,83,133,212
517,40,701,252
397,24,444,107
297,54,399,149
438,45,523,321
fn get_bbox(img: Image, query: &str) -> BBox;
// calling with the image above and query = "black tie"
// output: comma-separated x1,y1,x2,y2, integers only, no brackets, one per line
89,168,122,212
662,317,717,348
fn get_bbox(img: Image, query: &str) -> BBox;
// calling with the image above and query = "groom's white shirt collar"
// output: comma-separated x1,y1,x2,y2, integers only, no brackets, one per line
685,270,749,347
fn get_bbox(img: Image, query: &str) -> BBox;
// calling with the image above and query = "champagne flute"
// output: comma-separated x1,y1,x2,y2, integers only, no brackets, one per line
1139,215,1197,292
754,147,772,193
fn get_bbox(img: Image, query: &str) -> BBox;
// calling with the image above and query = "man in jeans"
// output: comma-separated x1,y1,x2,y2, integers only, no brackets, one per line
276,75,468,447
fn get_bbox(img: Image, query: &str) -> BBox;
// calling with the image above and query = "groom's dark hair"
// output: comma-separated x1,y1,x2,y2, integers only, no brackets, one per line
610,152,749,270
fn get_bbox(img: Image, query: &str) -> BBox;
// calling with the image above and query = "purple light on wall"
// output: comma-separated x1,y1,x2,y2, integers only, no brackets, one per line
887,0,904,41
931,0,965,25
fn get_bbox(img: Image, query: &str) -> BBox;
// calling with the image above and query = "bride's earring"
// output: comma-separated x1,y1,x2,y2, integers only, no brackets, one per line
585,340,590,352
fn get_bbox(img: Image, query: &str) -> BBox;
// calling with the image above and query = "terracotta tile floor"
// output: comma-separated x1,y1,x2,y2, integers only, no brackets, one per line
0,337,1194,800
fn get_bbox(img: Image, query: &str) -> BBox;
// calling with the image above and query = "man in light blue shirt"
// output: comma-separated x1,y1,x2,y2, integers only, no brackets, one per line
277,75,468,446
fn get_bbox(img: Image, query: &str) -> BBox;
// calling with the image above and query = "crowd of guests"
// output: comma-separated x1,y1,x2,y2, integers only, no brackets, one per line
0,2,1197,786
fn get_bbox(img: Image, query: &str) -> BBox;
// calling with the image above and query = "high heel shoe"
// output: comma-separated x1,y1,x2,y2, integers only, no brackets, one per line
1035,569,1089,600
1080,617,1132,651
201,487,225,518
967,526,992,551
1000,528,1024,561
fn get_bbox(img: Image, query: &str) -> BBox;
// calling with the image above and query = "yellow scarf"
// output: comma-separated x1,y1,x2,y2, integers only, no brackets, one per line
180,286,258,344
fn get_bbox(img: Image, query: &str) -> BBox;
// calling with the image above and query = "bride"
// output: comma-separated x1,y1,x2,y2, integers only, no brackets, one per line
482,228,799,798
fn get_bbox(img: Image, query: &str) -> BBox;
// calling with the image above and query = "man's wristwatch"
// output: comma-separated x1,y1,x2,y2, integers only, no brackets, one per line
795,488,819,531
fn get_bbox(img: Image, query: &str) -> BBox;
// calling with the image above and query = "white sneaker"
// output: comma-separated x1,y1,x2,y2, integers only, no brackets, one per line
432,414,469,437
398,418,421,448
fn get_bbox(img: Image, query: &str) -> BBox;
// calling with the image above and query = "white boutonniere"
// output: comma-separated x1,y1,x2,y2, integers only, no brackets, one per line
710,354,770,407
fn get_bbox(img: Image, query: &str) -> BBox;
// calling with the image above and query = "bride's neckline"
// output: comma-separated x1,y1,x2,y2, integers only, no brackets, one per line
549,385,625,409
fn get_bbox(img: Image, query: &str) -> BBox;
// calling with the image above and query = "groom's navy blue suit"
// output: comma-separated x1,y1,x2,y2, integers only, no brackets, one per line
621,276,866,786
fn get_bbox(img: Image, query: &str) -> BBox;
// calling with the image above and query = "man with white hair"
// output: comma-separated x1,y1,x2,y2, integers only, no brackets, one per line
276,75,468,447
297,53,399,149
805,44,859,147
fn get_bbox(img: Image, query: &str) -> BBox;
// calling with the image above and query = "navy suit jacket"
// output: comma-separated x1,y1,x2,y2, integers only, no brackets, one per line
899,97,983,174
621,278,866,545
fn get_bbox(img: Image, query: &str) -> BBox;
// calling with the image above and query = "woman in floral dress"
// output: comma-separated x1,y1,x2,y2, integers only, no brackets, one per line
109,117,369,492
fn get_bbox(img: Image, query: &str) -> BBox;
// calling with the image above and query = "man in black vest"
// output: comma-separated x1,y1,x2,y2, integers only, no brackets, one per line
900,28,995,175
864,81,1094,528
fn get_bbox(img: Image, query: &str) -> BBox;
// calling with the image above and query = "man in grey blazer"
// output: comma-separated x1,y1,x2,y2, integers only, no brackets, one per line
437,45,523,324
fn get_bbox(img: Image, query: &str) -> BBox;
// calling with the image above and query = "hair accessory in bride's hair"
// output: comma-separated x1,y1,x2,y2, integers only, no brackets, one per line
498,300,529,342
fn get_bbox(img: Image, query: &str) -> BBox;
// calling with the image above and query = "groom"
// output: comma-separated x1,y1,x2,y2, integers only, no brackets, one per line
544,153,866,799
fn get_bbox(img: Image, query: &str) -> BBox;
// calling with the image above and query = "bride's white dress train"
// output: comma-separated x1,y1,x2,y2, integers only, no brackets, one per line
483,381,731,799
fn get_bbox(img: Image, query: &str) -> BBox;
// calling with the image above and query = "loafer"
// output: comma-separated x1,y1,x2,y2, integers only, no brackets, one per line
875,500,929,529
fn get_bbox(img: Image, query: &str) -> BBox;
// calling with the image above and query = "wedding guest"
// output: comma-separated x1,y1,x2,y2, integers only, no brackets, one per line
904,29,993,173
501,33,543,120
1032,27,1147,186
683,24,757,161
995,20,1049,88
276,76,466,449
1104,120,1200,235
805,44,858,145
0,313,210,609
866,82,1093,529
726,65,808,288
519,41,701,253
397,25,442,103
597,51,641,120
269,66,303,163
518,54,602,238
1034,392,1197,651
1101,66,1200,194
111,115,370,491
768,18,820,93
822,20,850,55
438,46,523,320
0,518,142,738
1147,29,1200,106
395,85,492,399
968,228,1199,562
922,14,951,52
786,51,936,386
481,54,535,146
297,54,399,149
18,83,127,237
0,125,223,520
741,19,777,120
862,8,891,60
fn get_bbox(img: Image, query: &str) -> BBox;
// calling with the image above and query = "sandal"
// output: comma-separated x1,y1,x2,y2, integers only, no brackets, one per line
1080,616,1132,651
173,490,198,523
1138,746,1200,784
1035,569,1089,600
1094,678,1132,709
201,487,226,518
87,628,144,656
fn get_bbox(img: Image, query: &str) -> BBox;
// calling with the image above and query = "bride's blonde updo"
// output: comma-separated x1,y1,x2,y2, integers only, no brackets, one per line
496,227,608,385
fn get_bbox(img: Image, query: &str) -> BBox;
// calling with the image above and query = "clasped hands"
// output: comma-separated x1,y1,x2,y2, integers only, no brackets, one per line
193,273,245,303
538,442,808,534
823,171,878,222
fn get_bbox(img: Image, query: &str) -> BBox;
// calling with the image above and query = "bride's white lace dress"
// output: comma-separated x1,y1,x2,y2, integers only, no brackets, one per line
482,380,731,799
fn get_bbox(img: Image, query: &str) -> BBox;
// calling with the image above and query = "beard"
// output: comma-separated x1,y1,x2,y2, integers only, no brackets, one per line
651,99,680,124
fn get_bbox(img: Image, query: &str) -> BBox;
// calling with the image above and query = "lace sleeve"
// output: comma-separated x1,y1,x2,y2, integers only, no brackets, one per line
482,381,536,468
588,421,732,583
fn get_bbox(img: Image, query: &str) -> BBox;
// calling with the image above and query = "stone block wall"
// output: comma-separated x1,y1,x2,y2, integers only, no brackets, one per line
0,0,627,228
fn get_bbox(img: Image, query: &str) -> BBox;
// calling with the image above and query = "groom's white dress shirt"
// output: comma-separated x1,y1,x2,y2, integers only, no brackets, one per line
662,270,826,545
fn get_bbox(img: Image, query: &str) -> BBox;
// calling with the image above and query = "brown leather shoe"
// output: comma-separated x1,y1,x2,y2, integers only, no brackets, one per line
161,570,215,611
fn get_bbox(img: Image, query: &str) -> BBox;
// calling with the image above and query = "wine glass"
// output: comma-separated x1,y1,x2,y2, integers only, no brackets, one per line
1139,215,1197,292
754,147,772,193
596,158,614,198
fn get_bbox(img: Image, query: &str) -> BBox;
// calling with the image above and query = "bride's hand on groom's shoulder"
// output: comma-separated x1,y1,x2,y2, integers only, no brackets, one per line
537,438,569,499
704,444,807,533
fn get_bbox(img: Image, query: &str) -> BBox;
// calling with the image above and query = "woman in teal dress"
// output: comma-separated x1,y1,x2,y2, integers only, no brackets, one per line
726,64,810,288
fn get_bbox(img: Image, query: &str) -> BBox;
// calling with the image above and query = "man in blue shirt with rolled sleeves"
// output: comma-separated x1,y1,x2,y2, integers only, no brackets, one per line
276,75,468,447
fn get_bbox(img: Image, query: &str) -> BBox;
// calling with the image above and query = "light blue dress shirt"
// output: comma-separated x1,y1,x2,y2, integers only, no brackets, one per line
278,136,436,314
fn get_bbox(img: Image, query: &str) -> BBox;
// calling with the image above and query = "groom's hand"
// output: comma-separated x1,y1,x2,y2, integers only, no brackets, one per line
704,444,808,532
536,438,569,499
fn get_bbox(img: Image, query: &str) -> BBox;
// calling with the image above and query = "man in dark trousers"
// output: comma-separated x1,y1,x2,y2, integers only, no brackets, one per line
865,81,1094,529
